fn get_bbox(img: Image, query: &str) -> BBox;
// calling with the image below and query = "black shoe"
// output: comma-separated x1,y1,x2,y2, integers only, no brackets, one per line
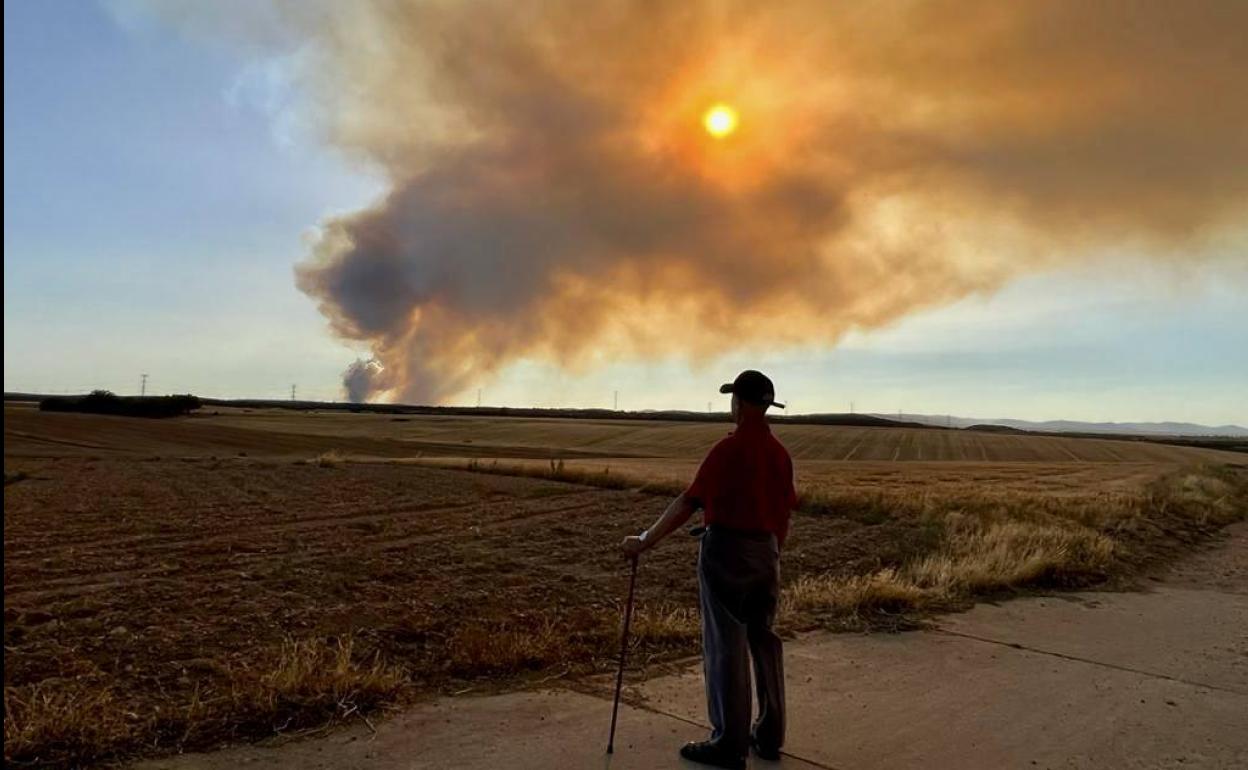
679,740,746,770
750,734,782,761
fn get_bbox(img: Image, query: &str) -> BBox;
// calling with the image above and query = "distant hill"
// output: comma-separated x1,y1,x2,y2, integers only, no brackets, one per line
965,424,1029,434
874,413,1247,438
1014,420,1248,437
776,412,932,429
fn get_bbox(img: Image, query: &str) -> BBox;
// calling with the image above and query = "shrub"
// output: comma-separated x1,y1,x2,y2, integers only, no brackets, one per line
39,391,201,418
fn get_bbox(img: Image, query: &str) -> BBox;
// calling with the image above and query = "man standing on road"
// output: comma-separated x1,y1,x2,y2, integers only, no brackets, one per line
622,370,797,770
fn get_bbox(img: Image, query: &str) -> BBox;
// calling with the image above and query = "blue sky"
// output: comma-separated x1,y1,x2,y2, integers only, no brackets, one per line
4,2,1246,424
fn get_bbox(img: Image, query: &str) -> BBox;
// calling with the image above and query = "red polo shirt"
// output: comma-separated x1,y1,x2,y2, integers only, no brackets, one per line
685,417,797,546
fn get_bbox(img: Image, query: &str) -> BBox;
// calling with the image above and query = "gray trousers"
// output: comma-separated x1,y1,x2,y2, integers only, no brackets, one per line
698,526,785,756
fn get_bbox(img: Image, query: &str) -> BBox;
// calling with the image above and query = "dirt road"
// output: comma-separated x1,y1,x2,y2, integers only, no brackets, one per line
136,523,1247,769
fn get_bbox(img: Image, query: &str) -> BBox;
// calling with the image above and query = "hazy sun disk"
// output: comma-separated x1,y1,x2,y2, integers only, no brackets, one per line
703,104,738,137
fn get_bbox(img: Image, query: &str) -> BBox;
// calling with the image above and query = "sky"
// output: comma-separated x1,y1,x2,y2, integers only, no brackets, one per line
4,1,1246,425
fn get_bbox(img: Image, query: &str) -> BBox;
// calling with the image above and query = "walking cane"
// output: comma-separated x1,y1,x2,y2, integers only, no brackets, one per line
606,554,639,754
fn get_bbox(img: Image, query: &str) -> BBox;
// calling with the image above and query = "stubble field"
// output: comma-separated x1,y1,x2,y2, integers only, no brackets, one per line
4,403,1246,766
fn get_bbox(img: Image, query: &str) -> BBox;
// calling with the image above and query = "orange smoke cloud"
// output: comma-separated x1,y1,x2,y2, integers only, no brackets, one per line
275,1,1248,403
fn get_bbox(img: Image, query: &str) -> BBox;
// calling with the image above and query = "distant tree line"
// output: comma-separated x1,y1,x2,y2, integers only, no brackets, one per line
40,390,201,418
198,397,933,429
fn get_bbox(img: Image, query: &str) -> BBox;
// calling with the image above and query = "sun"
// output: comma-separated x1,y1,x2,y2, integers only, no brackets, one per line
703,103,738,138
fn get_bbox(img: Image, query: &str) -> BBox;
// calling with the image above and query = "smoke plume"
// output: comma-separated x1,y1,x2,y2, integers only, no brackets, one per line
274,1,1247,402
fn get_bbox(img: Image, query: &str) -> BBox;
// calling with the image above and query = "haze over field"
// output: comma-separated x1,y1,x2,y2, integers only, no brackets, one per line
874,414,1248,438
4,1,1246,423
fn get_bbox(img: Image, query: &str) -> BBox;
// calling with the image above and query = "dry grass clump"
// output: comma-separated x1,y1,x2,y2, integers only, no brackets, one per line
634,479,689,496
314,449,346,467
781,465,1245,625
798,487,905,524
4,682,133,768
782,568,935,618
1141,468,1245,528
243,636,405,716
3,636,403,768
445,604,701,678
782,520,1114,622
448,619,571,675
629,605,700,645
909,518,1116,592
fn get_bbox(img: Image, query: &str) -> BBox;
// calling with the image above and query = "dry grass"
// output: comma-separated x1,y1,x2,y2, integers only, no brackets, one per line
243,636,406,717
432,457,1246,628
313,449,346,467
3,682,132,768
3,635,405,768
780,465,1246,625
781,520,1116,622
633,604,703,643
448,620,572,675
1141,468,1246,527
908,519,1116,592
782,568,935,618
445,604,702,681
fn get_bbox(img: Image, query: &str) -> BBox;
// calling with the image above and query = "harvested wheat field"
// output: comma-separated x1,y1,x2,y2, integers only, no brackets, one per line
6,402,1240,464
4,404,1247,767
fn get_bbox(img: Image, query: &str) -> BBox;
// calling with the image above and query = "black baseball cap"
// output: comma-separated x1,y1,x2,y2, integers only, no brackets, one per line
719,370,785,409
